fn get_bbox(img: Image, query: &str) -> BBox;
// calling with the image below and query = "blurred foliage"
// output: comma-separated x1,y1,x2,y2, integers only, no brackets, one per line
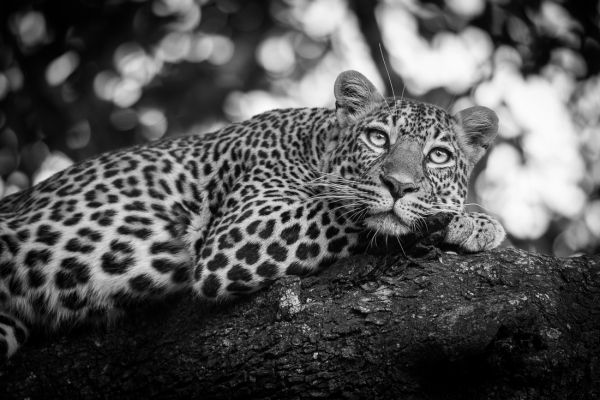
0,0,599,256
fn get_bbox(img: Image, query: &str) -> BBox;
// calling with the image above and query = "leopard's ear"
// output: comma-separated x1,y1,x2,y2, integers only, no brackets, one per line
334,70,384,127
453,106,498,165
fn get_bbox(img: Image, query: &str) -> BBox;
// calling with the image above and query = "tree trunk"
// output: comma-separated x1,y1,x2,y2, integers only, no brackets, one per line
1,248,599,400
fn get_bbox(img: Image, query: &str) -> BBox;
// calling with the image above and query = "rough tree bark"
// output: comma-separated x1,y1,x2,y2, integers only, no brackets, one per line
1,246,599,399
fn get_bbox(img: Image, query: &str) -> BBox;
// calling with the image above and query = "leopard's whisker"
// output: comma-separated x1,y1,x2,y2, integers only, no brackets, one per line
348,205,369,222
368,227,380,250
378,42,396,117
340,204,368,221
396,235,407,258
307,171,366,187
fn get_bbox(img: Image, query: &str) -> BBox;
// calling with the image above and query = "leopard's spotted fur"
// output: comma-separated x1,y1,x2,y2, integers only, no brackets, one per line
0,71,504,361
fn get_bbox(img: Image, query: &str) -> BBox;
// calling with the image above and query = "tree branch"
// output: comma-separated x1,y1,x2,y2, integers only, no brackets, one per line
1,248,599,399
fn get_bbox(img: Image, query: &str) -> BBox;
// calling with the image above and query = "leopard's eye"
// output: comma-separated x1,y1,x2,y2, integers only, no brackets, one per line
428,147,452,164
366,130,389,149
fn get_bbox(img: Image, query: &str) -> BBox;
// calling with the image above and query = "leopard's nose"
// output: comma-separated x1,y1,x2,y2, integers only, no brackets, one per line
380,174,418,200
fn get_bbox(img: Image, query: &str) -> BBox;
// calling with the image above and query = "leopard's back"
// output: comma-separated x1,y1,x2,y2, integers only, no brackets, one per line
0,136,207,329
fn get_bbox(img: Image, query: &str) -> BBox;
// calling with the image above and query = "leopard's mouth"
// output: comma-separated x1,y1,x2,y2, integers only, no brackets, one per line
364,211,413,236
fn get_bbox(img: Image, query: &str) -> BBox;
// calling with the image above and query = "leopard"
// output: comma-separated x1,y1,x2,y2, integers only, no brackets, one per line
0,70,505,361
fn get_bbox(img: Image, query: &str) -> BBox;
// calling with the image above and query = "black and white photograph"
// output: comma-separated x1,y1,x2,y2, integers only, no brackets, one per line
0,0,599,398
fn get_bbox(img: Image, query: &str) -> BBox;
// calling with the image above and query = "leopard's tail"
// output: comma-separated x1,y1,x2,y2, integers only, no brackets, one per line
0,311,28,362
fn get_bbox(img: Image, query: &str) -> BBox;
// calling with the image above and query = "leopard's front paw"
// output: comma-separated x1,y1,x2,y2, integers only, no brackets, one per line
444,212,505,252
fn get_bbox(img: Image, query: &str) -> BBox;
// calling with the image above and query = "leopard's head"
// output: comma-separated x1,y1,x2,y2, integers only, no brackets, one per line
322,70,498,236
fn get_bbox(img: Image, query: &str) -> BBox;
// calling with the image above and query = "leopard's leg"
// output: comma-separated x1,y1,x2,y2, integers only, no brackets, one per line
188,187,359,300
444,211,505,252
0,311,28,361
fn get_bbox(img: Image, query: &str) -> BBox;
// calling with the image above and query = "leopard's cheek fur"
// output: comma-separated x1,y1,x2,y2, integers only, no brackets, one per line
327,138,367,181
426,166,466,208
325,139,395,214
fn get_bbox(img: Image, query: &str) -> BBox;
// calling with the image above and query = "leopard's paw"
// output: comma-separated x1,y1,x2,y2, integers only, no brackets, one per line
444,212,505,252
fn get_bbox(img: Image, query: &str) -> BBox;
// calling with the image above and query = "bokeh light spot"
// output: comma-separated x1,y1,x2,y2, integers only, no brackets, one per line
3,171,30,198
11,11,48,48
152,0,195,16
115,42,160,85
290,0,347,38
46,51,80,86
208,36,234,65
33,152,73,185
445,0,485,18
584,201,600,237
584,200,600,238
187,34,213,62
94,71,121,101
139,108,167,141
112,78,142,108
66,120,91,150
157,32,192,63
257,35,296,75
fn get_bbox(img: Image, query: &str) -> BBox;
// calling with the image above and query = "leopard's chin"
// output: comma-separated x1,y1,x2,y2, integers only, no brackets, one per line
364,212,413,236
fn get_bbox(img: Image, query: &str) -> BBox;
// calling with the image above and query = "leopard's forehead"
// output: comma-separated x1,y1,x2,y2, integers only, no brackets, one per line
363,99,454,143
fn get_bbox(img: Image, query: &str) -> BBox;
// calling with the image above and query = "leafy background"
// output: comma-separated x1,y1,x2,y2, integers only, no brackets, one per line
0,0,598,256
